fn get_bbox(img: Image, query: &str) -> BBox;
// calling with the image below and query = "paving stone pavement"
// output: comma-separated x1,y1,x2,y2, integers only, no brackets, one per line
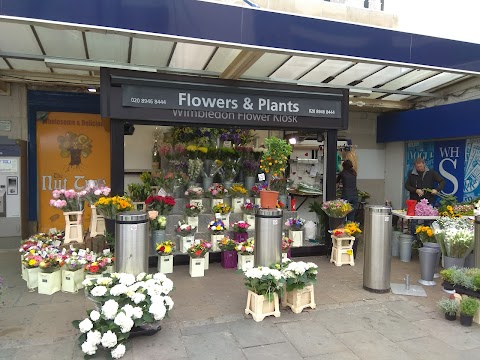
1,248,480,360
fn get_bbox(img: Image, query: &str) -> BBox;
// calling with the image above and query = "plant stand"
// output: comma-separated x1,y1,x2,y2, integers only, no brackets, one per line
64,210,84,244
221,250,237,269
237,254,254,271
281,285,316,314
211,234,223,252
61,269,85,293
243,214,255,230
89,205,105,238
232,197,244,213
26,267,40,290
189,257,205,277
288,230,303,247
179,235,195,253
132,202,146,212
245,290,281,322
186,216,199,229
38,270,62,295
330,235,355,266
157,255,173,274
190,199,203,208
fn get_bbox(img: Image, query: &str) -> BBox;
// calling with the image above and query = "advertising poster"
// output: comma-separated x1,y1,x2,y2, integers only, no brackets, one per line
463,138,480,202
36,112,110,232
434,139,466,201
404,141,434,204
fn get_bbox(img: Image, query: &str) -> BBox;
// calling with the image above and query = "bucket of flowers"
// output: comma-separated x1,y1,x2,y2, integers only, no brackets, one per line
185,186,204,208
208,219,226,251
187,242,208,277
281,260,318,313
144,195,176,215
282,236,294,260
285,217,306,247
212,203,232,229
218,236,238,269
415,225,435,244
185,203,203,229
229,184,248,213
62,252,87,293
38,252,63,295
84,257,106,280
236,237,255,271
231,220,251,243
156,240,176,274
175,221,196,253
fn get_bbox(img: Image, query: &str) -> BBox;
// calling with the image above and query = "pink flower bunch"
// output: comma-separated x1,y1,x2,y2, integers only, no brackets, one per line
414,199,439,216
231,221,250,233
50,199,67,208
49,189,84,211
208,183,227,198
85,185,111,205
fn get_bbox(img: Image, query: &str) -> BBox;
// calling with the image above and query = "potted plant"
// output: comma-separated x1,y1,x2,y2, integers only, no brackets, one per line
185,203,203,229
236,238,255,271
38,253,63,295
437,298,459,321
241,202,259,230
282,236,293,260
208,219,226,251
175,221,196,253
459,296,480,326
229,184,248,213
156,240,176,274
218,236,238,269
148,211,167,256
231,220,251,243
258,137,292,208
212,203,232,229
62,253,87,293
187,243,208,277
281,260,318,313
251,182,268,206
284,217,306,247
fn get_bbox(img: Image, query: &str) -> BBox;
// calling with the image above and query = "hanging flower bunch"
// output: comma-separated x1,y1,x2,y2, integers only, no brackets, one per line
284,217,306,231
212,203,231,215
416,225,435,243
207,183,228,198
75,272,173,359
156,241,176,256
282,237,293,253
241,202,259,215
415,199,439,217
95,196,134,220
242,267,286,302
218,236,237,251
231,221,250,233
145,195,176,215
251,182,268,197
49,189,86,212
175,221,196,237
229,184,248,198
236,237,255,255
321,199,353,218
207,219,226,234
184,186,204,199
187,243,208,258
281,261,318,291
185,203,203,217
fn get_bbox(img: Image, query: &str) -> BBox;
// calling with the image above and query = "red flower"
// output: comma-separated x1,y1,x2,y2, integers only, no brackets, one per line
89,264,100,273
145,196,154,205
159,246,165,252
195,250,202,256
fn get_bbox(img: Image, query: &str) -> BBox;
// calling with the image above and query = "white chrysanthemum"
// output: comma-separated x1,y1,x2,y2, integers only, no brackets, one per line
111,344,126,359
82,279,93,287
122,304,135,318
161,278,174,294
153,273,167,281
150,294,165,304
79,318,93,333
81,341,97,355
90,285,108,297
110,284,128,296
164,296,174,310
101,330,118,348
132,306,143,319
90,310,101,322
118,274,136,286
86,330,101,346
136,272,147,281
130,292,146,304
149,302,167,320
97,277,113,286
114,312,134,333
101,299,119,320
128,283,141,292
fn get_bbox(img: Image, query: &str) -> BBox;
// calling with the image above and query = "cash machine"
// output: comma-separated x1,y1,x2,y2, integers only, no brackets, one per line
0,137,27,239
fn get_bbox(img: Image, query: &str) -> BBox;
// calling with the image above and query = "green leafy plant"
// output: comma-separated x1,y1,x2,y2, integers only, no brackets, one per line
127,183,150,202
437,298,459,316
259,137,292,190
460,297,480,317
242,267,286,302
440,268,455,284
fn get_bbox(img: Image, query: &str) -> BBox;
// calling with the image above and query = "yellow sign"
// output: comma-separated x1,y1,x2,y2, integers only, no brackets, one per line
346,249,353,255
36,112,110,232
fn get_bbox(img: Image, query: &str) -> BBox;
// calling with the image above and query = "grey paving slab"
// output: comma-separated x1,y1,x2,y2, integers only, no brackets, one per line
360,311,425,342
228,319,288,348
0,348,18,360
384,300,432,321
413,319,480,350
14,341,76,360
180,321,231,336
313,310,374,334
304,351,361,360
182,331,246,360
335,330,413,360
278,320,348,357
396,336,463,360
242,342,303,360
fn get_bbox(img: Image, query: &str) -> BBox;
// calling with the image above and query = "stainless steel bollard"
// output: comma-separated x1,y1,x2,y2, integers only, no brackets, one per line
363,205,392,293
115,211,149,275
254,208,283,267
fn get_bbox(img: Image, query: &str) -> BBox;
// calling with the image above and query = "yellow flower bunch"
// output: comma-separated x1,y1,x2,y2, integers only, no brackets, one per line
439,205,461,218
415,225,435,243
344,221,362,236
95,195,133,219
186,145,198,152
212,203,231,214
156,240,176,256
229,184,248,197
198,146,208,154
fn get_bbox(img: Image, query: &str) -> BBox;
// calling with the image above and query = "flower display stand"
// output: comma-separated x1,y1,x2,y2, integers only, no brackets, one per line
330,235,355,266
204,252,210,270
64,210,84,244
186,216,199,229
234,232,249,243
237,254,254,271
61,269,85,293
221,250,238,269
245,291,281,322
211,234,223,252
38,271,62,295
232,197,244,213
212,198,224,208
288,230,303,247
26,267,40,290
89,205,105,238
243,214,255,230
190,199,203,208
132,202,146,212
179,235,195,253
282,285,316,314
157,255,173,274
189,257,205,277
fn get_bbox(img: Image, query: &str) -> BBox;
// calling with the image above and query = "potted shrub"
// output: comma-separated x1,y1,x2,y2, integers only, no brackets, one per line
258,137,292,208
460,297,480,326
284,217,306,247
281,260,318,313
218,236,238,269
156,240,176,274
207,219,227,252
437,298,459,321
440,268,455,291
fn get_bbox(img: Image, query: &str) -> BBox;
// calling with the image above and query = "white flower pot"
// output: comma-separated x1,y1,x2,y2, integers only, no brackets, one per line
61,269,85,293
211,234,224,252
186,216,199,229
189,257,205,277
245,290,280,322
232,197,244,213
180,235,195,253
204,252,209,270
26,267,40,290
237,254,254,271
289,230,303,247
243,214,255,230
157,255,173,274
38,270,62,295
190,199,203,208
282,285,316,314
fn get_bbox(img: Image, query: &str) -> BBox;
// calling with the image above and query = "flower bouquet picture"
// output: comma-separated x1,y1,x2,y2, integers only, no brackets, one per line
187,243,208,277
231,220,251,243
218,236,238,269
156,240,176,274
208,219,226,251
241,201,258,230
285,217,306,247
236,237,255,271
175,221,197,253
229,184,248,213
281,261,318,313
185,203,203,229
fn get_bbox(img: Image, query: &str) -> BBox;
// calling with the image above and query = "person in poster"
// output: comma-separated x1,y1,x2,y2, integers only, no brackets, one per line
405,157,445,205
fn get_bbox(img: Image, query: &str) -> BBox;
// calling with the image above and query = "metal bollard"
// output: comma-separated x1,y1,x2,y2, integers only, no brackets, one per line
405,274,410,290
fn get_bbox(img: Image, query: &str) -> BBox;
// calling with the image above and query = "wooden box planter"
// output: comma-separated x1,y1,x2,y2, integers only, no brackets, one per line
38,271,62,295
245,290,281,322
61,269,85,293
189,257,205,277
243,214,255,230
281,285,316,314
232,197,244,213
288,230,303,247
157,255,173,274
330,235,355,266
89,205,105,237
237,254,254,271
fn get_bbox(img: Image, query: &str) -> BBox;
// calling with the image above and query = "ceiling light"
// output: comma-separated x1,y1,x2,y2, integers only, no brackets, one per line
288,137,297,145
44,58,158,72
87,87,97,93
